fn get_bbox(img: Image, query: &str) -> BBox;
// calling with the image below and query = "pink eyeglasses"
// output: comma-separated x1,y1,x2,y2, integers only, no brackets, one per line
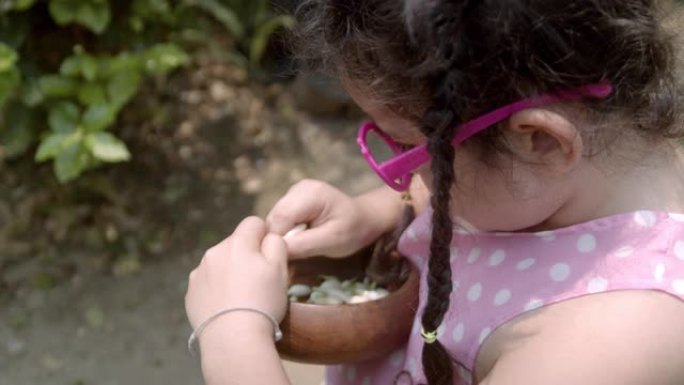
357,82,613,191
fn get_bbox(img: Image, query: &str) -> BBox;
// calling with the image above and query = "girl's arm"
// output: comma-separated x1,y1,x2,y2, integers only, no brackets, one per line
198,313,290,385
185,217,291,385
267,176,429,259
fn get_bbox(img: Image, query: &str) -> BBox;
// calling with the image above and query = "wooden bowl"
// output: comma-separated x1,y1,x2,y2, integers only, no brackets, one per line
276,251,419,365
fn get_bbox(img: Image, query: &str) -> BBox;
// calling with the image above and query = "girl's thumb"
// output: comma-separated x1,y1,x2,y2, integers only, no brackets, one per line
284,227,337,259
261,233,287,267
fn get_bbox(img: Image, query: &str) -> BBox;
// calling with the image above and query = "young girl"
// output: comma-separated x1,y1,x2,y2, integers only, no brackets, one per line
184,1,684,384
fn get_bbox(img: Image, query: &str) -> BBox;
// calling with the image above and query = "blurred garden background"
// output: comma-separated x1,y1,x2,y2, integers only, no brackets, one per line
0,1,383,384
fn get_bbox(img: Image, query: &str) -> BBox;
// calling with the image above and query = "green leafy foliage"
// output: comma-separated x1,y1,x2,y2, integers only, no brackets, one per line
49,0,111,34
0,43,20,107
0,0,289,182
187,0,294,69
0,101,36,157
85,131,131,162
142,44,190,74
0,0,37,11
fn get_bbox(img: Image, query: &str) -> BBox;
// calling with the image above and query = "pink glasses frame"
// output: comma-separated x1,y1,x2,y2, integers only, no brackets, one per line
357,82,613,191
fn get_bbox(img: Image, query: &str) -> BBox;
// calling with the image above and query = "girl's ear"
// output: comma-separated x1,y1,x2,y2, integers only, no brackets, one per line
503,108,583,174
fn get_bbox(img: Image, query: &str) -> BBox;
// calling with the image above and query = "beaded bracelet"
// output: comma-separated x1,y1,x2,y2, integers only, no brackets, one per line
188,307,283,356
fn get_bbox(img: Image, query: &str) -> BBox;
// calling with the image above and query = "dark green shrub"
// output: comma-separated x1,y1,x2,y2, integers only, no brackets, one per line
0,0,292,183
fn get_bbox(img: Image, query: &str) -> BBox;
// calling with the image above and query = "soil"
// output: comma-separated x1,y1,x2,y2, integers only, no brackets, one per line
0,56,380,385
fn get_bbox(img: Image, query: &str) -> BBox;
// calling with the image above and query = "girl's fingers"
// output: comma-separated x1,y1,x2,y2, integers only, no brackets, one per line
261,233,288,269
231,216,267,252
284,226,342,259
266,187,326,235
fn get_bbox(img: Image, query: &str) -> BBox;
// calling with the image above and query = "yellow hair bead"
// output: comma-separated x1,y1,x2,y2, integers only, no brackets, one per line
420,327,438,344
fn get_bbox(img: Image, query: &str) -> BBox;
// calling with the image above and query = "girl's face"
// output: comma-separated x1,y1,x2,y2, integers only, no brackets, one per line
346,85,575,233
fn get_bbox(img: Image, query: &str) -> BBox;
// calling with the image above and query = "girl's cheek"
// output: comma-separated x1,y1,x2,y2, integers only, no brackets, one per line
415,166,433,192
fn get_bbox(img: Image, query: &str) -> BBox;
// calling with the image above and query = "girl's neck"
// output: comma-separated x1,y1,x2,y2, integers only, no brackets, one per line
533,140,684,231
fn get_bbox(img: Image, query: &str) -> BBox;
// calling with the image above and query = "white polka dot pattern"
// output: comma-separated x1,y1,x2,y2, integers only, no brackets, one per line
488,250,506,266
479,327,491,344
516,258,536,271
577,234,597,253
634,211,657,227
467,248,481,263
524,298,544,311
437,323,446,339
550,263,571,282
535,231,556,241
450,247,459,262
614,246,634,258
494,289,512,306
675,241,684,261
406,357,418,377
587,277,608,293
467,283,483,302
411,321,420,337
673,280,684,295
654,263,666,283
452,322,465,342
325,210,684,385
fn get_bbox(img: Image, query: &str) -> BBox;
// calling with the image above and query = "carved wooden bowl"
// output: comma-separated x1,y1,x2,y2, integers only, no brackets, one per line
276,251,419,365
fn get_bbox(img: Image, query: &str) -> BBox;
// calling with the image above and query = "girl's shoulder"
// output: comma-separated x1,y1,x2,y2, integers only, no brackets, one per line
476,288,684,385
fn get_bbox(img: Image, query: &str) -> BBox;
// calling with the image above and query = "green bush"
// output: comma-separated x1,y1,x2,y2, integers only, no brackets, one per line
0,0,292,183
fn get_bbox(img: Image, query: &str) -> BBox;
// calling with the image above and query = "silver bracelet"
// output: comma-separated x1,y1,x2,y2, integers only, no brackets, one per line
187,307,283,356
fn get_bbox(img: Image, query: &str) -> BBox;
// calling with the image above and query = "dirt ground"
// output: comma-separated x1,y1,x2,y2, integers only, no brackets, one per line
0,62,382,385
0,245,328,385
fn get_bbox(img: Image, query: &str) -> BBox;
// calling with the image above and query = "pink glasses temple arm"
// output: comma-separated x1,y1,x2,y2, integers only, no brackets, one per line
375,82,612,183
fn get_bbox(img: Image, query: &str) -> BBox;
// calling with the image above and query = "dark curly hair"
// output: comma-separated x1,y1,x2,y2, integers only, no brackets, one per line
292,1,683,384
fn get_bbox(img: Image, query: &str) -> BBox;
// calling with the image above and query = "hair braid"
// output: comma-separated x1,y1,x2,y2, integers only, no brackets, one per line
416,2,479,384
418,106,457,385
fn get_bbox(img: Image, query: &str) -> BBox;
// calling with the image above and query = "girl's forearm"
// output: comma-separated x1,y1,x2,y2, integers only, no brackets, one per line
198,313,291,385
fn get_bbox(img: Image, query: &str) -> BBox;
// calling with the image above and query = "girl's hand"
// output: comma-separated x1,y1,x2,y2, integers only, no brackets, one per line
185,216,289,331
266,180,404,259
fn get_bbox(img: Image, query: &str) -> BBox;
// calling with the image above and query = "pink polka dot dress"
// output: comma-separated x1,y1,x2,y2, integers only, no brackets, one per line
325,209,684,385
